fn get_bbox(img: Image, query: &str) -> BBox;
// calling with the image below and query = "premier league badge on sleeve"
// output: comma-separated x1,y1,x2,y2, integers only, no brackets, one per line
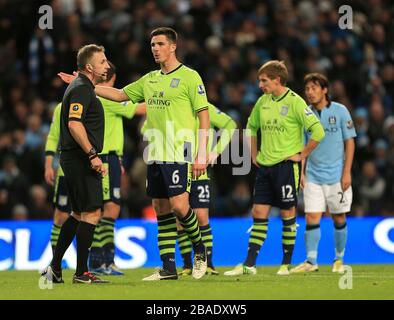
197,84,205,95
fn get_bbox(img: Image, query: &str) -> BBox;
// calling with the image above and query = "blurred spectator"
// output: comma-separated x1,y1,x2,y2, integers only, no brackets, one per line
11,204,29,221
357,160,386,216
215,179,252,217
27,185,52,220
25,114,48,150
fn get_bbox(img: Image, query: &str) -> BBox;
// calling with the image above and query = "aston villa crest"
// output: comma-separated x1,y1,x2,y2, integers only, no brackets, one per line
280,105,289,116
170,78,180,88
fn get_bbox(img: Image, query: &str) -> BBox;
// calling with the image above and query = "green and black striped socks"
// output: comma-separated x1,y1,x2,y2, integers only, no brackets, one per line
157,213,177,273
178,208,204,253
50,224,61,254
282,216,297,265
89,217,116,268
177,229,193,268
101,218,115,266
244,218,268,267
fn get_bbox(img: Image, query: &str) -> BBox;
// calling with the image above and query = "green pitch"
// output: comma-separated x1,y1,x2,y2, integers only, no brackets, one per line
0,265,393,300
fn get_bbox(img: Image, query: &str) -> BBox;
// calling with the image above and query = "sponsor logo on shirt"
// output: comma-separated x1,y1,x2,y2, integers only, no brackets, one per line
346,120,354,129
148,91,170,107
329,116,337,124
197,84,205,95
280,105,289,116
170,78,180,88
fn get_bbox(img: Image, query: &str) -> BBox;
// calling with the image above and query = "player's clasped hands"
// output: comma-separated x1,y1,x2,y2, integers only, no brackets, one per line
90,157,108,176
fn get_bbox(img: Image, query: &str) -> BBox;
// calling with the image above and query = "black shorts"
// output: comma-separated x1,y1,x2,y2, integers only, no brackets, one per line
60,149,103,213
146,162,191,198
189,179,210,209
53,174,72,213
253,161,301,209
101,152,121,205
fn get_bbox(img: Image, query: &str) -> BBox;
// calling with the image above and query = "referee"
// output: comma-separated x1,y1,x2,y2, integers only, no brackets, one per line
41,44,109,284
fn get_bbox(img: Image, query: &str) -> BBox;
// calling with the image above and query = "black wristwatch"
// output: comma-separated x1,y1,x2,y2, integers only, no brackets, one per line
88,147,98,160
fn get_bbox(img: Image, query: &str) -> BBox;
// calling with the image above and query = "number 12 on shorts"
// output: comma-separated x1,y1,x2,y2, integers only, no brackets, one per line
281,185,294,200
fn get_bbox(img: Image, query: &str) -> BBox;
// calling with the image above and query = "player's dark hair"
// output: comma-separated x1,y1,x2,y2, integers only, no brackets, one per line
304,72,330,102
150,27,178,43
106,61,116,81
258,60,288,85
77,44,105,71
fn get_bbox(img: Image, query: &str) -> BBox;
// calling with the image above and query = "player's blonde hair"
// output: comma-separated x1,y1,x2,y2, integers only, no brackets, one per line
258,60,288,85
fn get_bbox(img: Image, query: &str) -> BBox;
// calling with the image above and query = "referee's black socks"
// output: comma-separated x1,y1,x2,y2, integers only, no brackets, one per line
76,221,96,276
51,215,79,271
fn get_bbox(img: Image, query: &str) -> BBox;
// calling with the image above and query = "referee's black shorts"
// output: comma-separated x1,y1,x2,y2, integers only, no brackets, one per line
60,149,103,213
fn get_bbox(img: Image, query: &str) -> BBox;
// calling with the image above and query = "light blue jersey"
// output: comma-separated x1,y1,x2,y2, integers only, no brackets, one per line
306,101,356,184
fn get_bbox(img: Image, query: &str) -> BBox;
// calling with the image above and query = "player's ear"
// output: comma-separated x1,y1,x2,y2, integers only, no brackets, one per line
86,64,93,73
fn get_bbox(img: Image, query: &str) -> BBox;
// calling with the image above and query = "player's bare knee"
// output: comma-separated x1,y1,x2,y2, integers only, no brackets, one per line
196,209,209,226
81,209,101,225
306,212,322,225
71,212,81,221
103,201,120,220
54,209,69,225
171,202,189,217
252,205,269,219
332,213,346,225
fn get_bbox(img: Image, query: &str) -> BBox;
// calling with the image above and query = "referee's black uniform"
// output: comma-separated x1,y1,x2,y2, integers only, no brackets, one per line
60,73,104,212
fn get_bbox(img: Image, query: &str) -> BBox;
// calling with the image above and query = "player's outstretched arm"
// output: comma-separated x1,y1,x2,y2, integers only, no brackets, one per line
57,71,77,83
58,71,128,102
95,85,129,102
135,102,146,115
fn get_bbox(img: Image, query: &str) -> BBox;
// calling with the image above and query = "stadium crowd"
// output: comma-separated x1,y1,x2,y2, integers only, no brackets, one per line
0,0,393,220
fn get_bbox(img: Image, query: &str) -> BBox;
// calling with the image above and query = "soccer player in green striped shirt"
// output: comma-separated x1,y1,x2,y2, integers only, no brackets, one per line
224,60,325,276
177,102,237,276
51,62,145,275
85,27,210,280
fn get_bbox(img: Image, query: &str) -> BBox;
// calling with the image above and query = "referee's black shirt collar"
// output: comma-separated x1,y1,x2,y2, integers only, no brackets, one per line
78,72,95,89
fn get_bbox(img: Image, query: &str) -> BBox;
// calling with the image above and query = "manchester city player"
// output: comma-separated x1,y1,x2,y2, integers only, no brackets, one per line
291,73,356,274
